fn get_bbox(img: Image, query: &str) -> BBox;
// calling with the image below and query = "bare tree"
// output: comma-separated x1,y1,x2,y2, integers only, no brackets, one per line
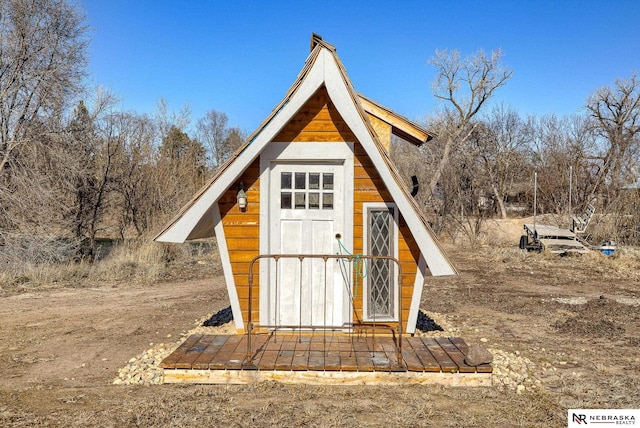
1,88,120,261
427,48,513,200
0,0,88,178
197,110,227,169
111,113,156,238
585,73,640,203
224,127,245,161
196,109,244,171
143,101,209,230
444,129,490,246
524,114,598,216
154,98,191,142
154,125,207,216
63,90,122,260
478,105,529,218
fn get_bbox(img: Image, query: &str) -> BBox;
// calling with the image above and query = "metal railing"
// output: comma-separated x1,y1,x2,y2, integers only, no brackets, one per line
244,254,404,367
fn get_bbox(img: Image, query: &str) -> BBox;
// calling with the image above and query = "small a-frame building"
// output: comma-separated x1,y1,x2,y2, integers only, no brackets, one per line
155,34,456,337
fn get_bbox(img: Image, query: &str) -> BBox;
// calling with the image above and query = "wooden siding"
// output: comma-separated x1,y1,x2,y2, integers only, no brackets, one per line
366,113,392,153
273,86,357,143
219,159,261,325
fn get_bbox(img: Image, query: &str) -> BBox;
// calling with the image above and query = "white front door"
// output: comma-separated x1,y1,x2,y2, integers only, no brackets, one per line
268,162,344,327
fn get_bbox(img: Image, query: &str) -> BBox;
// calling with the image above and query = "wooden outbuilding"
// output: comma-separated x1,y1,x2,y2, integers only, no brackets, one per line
155,34,457,338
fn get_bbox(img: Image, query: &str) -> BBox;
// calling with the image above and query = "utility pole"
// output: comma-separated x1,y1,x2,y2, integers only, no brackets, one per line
533,172,537,236
568,166,573,217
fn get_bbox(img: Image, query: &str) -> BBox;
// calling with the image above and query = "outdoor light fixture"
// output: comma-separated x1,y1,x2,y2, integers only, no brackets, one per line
237,183,248,211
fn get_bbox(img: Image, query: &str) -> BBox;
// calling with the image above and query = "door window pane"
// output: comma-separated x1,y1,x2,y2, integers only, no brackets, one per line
322,173,333,190
294,192,306,209
295,172,306,189
308,193,320,209
322,193,333,209
309,173,320,189
281,172,292,189
281,192,292,209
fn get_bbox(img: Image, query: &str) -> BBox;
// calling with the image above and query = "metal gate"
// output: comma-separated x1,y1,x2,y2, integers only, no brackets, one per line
244,254,404,366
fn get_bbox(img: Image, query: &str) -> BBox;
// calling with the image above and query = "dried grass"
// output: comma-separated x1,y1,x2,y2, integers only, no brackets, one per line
0,238,221,293
475,243,640,282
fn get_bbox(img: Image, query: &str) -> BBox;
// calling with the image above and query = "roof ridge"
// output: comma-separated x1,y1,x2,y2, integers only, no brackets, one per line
310,33,336,53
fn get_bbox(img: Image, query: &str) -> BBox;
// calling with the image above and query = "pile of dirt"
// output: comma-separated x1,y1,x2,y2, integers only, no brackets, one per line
553,296,640,339
554,317,625,339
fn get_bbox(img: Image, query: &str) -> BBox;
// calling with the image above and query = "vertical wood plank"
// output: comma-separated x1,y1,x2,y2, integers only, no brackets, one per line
257,335,282,370
307,350,326,371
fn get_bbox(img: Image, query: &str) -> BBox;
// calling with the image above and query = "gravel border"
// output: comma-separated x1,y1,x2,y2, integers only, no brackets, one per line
115,310,537,392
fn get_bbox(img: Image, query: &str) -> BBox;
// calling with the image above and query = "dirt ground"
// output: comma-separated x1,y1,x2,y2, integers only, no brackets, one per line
1,238,639,427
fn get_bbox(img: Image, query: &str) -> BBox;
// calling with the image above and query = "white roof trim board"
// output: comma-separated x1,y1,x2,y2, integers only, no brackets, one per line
155,40,456,277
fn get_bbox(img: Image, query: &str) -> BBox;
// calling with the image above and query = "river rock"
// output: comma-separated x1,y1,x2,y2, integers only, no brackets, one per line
465,344,493,366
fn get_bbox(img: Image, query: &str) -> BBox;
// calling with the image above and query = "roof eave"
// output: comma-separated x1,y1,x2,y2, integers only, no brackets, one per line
357,93,434,146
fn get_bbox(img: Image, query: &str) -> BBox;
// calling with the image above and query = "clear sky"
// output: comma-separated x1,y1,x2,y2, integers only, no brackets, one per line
83,0,640,134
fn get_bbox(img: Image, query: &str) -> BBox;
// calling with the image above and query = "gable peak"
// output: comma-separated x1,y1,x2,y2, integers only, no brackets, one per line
310,33,336,53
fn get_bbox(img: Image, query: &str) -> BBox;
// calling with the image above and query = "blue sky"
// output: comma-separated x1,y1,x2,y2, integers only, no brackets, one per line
84,1,640,134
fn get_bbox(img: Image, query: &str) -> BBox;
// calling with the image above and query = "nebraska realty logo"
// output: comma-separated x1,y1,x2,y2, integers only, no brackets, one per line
569,409,639,426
